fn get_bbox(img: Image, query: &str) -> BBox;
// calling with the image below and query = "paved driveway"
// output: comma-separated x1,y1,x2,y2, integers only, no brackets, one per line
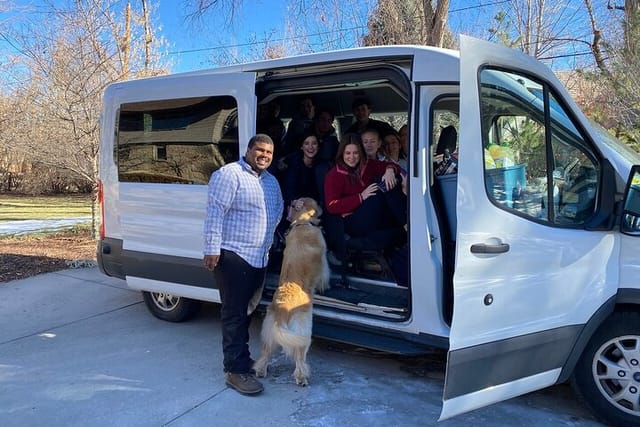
0,268,604,426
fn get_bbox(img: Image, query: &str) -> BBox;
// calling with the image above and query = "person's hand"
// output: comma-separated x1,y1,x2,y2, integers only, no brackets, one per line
204,254,219,271
382,167,397,190
361,183,378,201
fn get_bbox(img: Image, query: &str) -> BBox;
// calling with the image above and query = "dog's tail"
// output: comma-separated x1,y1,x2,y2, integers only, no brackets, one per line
265,310,313,356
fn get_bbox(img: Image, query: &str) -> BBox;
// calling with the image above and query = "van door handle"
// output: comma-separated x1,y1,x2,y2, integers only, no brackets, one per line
470,243,510,254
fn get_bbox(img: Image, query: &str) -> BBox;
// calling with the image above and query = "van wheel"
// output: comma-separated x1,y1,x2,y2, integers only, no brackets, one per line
573,311,640,426
142,291,201,322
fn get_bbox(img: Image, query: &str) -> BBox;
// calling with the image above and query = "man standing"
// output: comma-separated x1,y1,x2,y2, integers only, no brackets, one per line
203,134,284,395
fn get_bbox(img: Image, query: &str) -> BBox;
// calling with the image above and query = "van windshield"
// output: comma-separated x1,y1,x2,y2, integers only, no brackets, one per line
591,119,640,164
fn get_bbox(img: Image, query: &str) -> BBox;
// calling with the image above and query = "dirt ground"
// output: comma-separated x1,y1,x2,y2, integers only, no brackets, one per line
0,232,96,283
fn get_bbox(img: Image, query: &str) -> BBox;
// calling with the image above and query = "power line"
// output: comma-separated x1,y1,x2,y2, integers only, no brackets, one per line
168,1,513,56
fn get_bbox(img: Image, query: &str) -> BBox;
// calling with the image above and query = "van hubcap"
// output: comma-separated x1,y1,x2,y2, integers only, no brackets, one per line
151,292,180,312
593,335,640,415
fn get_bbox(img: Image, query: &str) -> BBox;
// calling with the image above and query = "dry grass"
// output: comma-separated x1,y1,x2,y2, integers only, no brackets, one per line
0,227,96,283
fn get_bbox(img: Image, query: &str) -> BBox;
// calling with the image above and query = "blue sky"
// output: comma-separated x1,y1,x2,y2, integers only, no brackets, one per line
3,1,597,74
156,0,501,73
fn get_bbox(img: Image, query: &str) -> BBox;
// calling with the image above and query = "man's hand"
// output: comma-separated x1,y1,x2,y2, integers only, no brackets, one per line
204,255,220,271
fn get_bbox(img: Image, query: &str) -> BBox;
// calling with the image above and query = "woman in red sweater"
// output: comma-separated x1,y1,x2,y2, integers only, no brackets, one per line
323,133,406,268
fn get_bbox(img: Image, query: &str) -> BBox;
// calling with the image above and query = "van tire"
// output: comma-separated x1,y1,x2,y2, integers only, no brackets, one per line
572,311,640,426
142,291,202,322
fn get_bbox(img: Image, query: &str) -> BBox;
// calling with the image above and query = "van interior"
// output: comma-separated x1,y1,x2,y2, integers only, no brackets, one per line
253,67,459,324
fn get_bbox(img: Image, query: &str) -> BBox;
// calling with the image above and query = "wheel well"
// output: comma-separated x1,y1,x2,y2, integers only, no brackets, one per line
558,296,640,383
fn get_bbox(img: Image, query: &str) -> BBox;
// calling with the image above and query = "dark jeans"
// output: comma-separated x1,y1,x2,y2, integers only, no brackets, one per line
324,185,407,267
214,249,266,374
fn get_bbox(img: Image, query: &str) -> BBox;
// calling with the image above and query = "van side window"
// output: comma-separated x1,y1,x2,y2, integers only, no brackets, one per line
480,68,598,225
116,96,239,184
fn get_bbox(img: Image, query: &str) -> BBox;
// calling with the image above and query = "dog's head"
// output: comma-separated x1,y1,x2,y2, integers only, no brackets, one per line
287,197,322,225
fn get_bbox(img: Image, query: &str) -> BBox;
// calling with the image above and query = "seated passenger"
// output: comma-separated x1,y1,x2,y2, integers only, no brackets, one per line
282,96,315,158
361,128,387,161
345,97,395,136
315,107,340,164
282,132,329,209
382,130,408,172
323,133,406,267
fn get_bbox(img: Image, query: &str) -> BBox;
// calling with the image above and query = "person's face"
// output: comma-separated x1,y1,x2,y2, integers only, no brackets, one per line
361,131,381,159
316,112,333,134
245,141,274,172
300,99,315,119
343,143,361,168
384,134,401,157
399,126,408,152
301,136,319,158
353,103,370,122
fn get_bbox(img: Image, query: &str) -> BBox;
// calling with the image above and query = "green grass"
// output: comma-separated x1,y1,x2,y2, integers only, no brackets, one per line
0,194,92,222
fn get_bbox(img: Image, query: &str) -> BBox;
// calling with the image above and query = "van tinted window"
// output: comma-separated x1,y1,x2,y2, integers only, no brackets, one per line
116,96,239,184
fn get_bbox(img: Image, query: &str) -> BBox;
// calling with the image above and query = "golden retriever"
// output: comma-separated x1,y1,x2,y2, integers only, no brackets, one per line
253,197,330,386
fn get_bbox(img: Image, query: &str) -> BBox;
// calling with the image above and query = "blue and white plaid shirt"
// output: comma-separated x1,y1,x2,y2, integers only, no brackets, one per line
204,157,283,268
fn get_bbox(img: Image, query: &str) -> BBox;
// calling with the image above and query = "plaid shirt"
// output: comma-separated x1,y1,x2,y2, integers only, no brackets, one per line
204,157,283,268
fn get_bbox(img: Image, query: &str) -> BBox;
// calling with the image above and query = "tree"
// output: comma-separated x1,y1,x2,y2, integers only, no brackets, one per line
363,0,454,48
0,0,169,233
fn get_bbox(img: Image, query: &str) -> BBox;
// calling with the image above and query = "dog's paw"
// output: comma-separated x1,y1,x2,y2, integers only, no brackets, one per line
253,367,267,378
295,376,309,387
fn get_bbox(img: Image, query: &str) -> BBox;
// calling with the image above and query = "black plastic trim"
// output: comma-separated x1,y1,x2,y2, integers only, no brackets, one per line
616,288,640,305
97,238,125,279
444,325,581,400
122,250,214,289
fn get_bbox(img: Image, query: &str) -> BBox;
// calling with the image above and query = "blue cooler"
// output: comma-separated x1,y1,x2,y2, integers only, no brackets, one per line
485,164,526,208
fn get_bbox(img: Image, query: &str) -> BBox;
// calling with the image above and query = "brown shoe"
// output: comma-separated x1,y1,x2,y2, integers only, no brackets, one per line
225,372,264,395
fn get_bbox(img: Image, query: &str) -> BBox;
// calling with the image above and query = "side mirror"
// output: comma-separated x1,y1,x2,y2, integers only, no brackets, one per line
621,165,640,236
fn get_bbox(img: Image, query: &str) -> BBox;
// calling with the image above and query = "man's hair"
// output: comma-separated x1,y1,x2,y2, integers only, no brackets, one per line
316,107,335,121
248,133,274,148
351,97,371,110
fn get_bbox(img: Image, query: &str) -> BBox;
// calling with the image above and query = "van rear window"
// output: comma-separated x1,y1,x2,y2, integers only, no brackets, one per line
116,96,239,184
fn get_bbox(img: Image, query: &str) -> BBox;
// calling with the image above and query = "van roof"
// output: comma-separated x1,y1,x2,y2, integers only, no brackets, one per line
143,44,460,81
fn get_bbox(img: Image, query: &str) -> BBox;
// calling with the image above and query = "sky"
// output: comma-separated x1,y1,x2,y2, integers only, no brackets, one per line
2,0,606,75
155,0,503,73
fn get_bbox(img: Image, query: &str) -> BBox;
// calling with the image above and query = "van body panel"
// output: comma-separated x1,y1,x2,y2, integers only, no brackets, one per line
620,234,640,289
442,35,622,418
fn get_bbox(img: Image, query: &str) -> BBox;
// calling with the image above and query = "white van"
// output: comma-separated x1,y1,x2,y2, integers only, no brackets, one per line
97,35,640,424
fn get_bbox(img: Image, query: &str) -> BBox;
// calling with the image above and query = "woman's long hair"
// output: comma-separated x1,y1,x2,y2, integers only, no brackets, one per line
334,132,365,184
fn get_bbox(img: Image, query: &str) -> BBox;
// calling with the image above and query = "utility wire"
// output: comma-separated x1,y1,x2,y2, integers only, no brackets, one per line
168,0,512,56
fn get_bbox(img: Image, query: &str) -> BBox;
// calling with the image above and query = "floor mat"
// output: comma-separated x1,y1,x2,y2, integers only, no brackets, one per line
319,286,407,309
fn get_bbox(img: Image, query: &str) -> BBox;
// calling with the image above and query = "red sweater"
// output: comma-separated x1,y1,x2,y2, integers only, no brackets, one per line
324,159,400,216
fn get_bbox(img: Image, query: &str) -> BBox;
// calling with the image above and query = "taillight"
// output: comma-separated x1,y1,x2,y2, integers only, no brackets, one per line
98,180,105,240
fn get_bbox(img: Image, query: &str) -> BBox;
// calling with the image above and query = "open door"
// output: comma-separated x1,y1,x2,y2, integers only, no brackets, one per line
440,36,619,419
115,72,256,291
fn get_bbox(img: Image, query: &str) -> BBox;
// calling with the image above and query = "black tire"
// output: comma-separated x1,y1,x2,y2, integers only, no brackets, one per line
141,291,202,322
573,311,640,426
